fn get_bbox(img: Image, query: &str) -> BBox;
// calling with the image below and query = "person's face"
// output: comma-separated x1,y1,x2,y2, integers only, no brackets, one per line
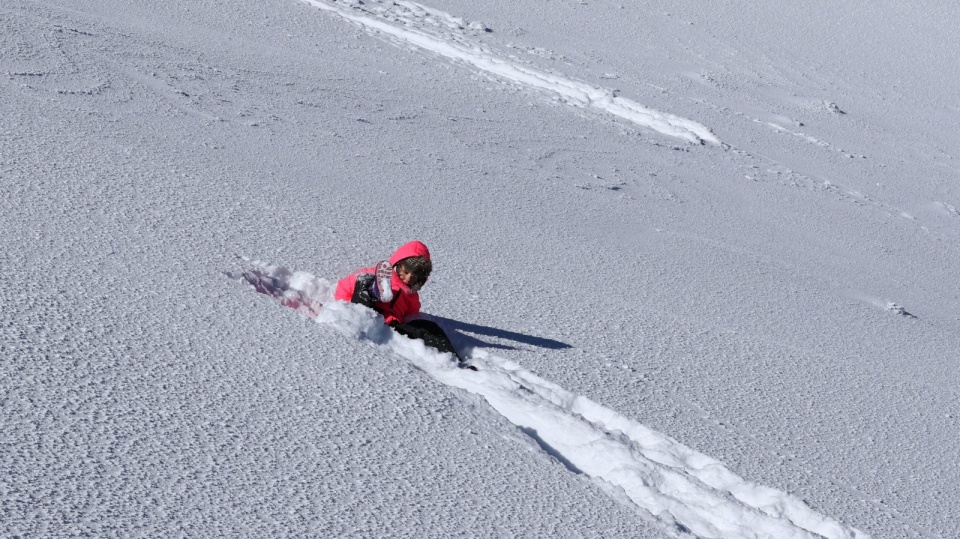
396,264,418,286
396,263,428,290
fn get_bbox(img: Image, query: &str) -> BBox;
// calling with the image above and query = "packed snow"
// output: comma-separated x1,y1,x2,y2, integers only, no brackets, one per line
299,0,720,145
3,0,959,537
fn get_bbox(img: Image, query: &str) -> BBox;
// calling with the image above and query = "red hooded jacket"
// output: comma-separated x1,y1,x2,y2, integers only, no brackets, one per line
334,241,431,325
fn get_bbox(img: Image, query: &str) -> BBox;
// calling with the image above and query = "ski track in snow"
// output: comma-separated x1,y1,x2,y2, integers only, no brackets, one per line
297,0,720,146
299,0,957,241
231,261,868,539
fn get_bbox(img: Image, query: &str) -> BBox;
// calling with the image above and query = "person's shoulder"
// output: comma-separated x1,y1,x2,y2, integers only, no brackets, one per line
334,266,374,298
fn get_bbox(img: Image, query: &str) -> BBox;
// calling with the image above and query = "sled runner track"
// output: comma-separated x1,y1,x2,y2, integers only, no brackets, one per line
232,261,867,539
296,0,720,146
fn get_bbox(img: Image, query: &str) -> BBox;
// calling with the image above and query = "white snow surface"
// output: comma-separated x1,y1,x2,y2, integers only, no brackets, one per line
3,0,959,537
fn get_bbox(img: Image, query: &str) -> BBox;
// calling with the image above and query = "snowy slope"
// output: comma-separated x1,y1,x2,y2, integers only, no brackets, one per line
3,0,959,537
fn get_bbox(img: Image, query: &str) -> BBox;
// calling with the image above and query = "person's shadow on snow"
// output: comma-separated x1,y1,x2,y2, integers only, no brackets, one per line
431,315,571,351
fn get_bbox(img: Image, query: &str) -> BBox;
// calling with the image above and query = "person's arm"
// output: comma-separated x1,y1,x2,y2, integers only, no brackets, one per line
334,271,360,302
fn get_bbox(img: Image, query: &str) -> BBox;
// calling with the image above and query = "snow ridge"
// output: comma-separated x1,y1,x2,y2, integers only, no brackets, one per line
233,262,868,539
297,0,720,145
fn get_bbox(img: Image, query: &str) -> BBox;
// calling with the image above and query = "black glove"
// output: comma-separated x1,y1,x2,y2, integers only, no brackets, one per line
351,274,377,308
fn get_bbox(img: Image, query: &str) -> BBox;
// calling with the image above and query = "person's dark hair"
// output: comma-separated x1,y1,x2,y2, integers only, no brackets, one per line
397,256,431,289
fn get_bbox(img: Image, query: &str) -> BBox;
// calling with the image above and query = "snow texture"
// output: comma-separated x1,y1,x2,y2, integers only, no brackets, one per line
4,0,960,537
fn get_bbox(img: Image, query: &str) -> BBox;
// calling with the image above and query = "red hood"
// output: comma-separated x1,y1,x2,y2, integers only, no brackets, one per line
388,241,431,265
388,241,430,294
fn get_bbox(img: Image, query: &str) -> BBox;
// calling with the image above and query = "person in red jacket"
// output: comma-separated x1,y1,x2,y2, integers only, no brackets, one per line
335,241,471,368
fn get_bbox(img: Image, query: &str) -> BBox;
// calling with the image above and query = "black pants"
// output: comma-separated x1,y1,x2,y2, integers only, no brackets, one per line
391,320,462,361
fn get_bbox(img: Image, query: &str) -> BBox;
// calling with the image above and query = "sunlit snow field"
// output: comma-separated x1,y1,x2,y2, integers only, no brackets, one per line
3,0,958,537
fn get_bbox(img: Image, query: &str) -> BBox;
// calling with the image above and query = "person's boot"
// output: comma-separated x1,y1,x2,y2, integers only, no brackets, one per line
373,260,394,302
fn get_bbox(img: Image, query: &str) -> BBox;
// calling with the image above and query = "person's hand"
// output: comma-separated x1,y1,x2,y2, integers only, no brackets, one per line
351,274,377,308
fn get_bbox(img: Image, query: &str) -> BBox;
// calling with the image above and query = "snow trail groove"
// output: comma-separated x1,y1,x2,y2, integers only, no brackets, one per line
234,262,868,539
297,0,720,145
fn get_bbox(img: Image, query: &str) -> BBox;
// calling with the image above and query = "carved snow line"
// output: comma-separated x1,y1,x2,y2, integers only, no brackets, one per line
479,355,869,539
298,0,720,145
